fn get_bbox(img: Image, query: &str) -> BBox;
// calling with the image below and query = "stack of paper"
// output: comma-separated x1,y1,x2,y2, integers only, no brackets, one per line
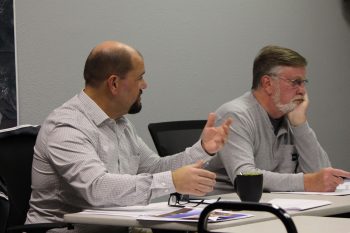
138,207,253,222
273,179,350,196
336,178,350,190
268,198,331,211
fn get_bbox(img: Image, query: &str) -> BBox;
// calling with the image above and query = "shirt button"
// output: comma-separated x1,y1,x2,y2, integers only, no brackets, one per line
165,189,169,193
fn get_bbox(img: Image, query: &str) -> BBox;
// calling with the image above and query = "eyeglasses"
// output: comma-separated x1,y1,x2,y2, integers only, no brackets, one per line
168,193,221,207
268,73,309,88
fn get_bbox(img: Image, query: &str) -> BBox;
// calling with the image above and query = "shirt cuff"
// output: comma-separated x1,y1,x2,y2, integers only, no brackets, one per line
290,121,312,137
150,171,176,198
294,173,305,191
187,140,216,160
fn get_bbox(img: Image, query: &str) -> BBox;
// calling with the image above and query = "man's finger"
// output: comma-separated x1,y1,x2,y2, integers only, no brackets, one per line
205,112,216,128
331,168,350,179
224,117,233,128
191,189,206,196
195,183,214,193
192,160,205,169
197,176,216,187
197,169,217,180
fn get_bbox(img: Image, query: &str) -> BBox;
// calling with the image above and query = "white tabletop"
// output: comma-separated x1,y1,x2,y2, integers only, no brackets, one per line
64,192,350,231
218,192,350,217
216,215,350,233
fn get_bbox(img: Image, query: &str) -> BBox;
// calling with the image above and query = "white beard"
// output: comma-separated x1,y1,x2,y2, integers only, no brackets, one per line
272,86,298,114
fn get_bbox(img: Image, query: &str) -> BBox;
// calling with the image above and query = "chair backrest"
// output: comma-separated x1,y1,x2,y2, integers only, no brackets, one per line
0,125,40,227
0,177,9,233
148,120,206,157
198,201,298,233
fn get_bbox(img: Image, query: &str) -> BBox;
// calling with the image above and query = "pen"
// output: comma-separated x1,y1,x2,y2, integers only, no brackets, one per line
334,175,348,180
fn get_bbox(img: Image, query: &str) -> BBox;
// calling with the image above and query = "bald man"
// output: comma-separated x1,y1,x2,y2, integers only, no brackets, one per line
25,41,232,233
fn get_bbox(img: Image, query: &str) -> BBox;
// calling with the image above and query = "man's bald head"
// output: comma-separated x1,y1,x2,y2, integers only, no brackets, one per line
83,41,142,87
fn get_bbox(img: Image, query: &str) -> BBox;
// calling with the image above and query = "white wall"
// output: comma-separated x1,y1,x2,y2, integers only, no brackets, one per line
14,0,350,170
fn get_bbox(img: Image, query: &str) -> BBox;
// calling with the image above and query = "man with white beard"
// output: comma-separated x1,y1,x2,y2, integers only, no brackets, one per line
206,45,350,192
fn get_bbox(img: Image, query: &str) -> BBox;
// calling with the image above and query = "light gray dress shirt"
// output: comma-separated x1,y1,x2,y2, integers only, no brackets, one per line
206,91,331,192
26,91,210,232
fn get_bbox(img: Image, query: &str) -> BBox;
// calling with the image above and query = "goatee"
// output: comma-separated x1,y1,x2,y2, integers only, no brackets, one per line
128,90,143,114
128,101,142,114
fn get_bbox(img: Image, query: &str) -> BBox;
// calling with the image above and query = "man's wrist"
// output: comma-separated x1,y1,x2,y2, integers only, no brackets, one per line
289,117,307,127
303,173,314,192
201,140,215,156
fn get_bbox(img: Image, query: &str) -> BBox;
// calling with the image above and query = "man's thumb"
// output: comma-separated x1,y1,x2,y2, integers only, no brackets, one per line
192,160,205,168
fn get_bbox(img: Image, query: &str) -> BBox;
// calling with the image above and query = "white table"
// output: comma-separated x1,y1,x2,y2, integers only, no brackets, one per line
219,192,350,217
215,215,350,233
64,192,350,231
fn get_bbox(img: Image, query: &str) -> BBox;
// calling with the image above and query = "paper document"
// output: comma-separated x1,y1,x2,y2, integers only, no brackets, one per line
138,207,253,222
336,178,350,190
80,202,174,218
79,201,253,223
268,198,331,211
273,190,350,196
273,180,350,196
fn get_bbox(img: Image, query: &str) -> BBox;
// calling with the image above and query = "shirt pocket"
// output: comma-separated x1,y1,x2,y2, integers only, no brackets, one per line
98,143,119,172
119,141,141,175
275,145,298,173
124,153,141,175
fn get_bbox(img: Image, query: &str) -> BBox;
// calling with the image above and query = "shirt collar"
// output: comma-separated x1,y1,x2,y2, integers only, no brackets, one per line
78,90,129,129
78,90,111,126
249,91,288,135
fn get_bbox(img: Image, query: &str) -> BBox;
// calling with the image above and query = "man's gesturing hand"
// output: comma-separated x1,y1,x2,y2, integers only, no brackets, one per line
172,160,216,196
201,113,233,155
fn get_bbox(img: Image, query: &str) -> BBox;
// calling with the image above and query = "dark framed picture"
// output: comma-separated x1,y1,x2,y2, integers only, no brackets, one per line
0,0,17,129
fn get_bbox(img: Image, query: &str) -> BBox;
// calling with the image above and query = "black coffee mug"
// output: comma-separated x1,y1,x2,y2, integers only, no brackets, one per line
235,173,263,202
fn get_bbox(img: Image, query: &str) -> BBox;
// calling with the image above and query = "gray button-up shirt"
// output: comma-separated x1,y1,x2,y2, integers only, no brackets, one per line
26,91,209,225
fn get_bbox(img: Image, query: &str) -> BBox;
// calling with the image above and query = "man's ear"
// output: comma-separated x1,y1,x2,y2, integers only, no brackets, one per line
107,75,120,94
261,75,274,95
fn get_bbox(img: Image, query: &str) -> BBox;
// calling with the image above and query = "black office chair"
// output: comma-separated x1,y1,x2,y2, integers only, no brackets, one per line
198,201,298,233
0,125,72,233
0,177,9,233
148,120,207,157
